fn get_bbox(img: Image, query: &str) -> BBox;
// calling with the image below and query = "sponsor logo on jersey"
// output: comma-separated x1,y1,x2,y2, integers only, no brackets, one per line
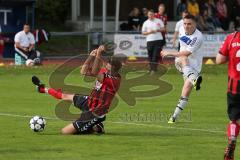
180,36,192,45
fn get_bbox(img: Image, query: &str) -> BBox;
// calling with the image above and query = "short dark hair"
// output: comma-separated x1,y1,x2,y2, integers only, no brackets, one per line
182,10,189,14
183,14,197,22
24,23,30,26
148,9,154,13
108,57,122,73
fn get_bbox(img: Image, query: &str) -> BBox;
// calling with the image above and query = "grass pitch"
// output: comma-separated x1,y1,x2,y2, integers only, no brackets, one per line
0,64,231,160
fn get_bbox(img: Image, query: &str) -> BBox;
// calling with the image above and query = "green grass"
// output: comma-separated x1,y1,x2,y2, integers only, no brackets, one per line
0,64,232,160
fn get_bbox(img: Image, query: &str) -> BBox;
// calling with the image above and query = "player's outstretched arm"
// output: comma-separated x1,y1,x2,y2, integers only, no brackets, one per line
80,49,97,75
91,45,104,76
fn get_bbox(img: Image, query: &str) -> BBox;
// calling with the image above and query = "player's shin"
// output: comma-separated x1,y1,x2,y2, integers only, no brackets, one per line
172,97,189,120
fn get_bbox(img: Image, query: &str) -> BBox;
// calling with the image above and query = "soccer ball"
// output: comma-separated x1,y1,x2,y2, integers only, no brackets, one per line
29,116,46,132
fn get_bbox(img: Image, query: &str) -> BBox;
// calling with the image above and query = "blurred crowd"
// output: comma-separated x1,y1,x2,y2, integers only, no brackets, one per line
120,0,240,32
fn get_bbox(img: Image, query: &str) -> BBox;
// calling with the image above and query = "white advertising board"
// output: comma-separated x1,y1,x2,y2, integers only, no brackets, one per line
114,33,227,57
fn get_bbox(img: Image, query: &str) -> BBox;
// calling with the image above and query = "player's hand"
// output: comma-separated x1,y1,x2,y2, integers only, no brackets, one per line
23,48,28,52
90,49,97,56
149,30,156,34
96,45,105,56
161,50,169,58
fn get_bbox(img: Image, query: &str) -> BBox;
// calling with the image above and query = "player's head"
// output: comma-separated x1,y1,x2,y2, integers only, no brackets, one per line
148,9,155,20
183,14,197,35
158,3,165,15
23,24,30,33
106,57,122,74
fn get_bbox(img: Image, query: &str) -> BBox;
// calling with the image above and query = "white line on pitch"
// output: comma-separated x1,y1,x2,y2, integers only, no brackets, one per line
108,121,225,134
0,113,58,120
0,112,225,134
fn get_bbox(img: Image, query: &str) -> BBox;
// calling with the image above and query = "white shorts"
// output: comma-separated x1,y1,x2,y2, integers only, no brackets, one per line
175,58,200,80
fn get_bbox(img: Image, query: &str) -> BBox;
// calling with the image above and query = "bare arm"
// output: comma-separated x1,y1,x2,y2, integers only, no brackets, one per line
142,28,165,35
15,42,28,52
216,53,228,64
161,50,191,58
172,31,179,47
91,47,104,76
80,46,105,82
80,49,97,75
142,30,155,35
91,46,105,82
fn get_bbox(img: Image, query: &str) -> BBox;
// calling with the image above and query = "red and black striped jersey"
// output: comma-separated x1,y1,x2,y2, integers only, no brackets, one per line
154,13,168,26
88,68,121,116
219,32,240,94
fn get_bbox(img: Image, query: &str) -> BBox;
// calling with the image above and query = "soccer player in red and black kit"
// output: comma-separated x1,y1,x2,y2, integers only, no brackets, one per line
216,31,240,160
32,45,122,135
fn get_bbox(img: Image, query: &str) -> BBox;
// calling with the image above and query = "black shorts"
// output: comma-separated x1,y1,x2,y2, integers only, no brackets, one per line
72,94,106,134
72,111,106,134
73,94,89,112
227,92,240,121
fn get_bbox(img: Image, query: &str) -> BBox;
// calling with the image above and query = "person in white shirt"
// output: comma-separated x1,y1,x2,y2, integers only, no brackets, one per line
15,24,41,66
161,14,203,123
172,10,189,48
142,9,165,75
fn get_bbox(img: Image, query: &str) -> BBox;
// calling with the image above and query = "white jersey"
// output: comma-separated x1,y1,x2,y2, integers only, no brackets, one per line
142,18,164,42
174,19,183,32
14,31,35,48
177,26,203,73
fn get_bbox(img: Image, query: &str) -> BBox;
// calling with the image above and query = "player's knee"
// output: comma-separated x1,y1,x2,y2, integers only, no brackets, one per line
179,56,188,66
61,128,73,135
61,128,68,135
62,94,74,101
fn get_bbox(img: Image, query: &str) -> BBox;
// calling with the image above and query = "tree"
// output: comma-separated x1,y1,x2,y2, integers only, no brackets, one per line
36,0,70,26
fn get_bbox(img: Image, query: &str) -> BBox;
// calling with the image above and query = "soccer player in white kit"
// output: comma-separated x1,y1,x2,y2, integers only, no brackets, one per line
161,14,203,123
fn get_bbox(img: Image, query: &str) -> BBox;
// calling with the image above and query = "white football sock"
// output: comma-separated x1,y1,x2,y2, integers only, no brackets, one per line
172,97,188,119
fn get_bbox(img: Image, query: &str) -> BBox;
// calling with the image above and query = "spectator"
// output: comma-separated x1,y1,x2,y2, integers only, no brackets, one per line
233,0,240,30
198,10,215,31
142,9,165,75
172,10,189,48
140,8,149,27
155,3,168,45
204,0,222,30
127,7,141,31
187,0,200,17
176,0,187,20
14,24,41,66
216,0,229,31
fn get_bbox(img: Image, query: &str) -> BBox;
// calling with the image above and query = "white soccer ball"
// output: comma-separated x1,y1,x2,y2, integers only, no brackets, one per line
29,116,46,132
26,59,34,66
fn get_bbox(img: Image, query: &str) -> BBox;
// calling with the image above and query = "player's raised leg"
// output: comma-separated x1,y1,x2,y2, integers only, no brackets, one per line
180,56,202,91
